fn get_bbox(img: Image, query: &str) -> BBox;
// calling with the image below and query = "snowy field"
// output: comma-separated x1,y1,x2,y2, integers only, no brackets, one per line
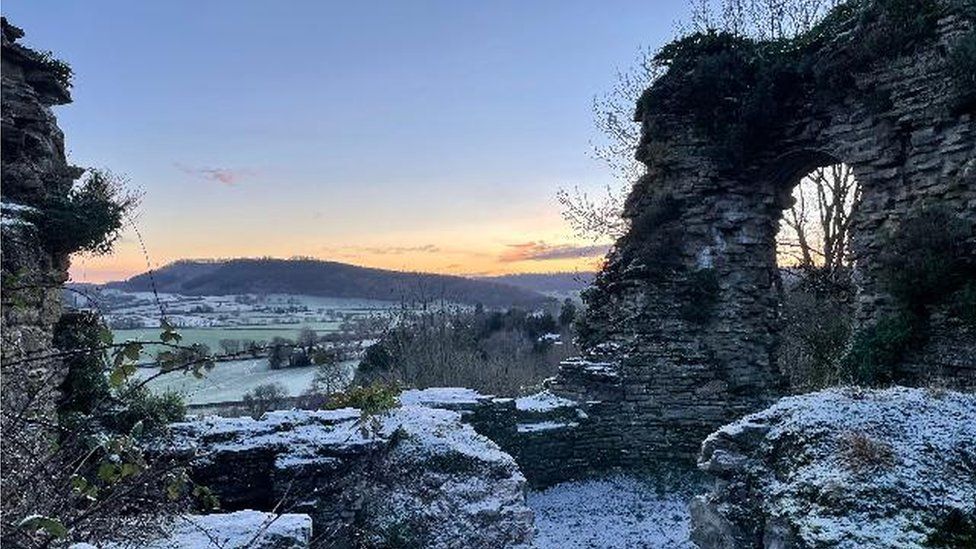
136,358,358,405
84,291,400,404
527,476,695,548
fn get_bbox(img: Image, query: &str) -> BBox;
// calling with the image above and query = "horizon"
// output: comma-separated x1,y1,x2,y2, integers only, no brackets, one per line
82,255,600,285
2,0,687,283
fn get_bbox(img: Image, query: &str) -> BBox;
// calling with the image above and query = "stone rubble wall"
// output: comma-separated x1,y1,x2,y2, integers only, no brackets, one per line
169,404,534,548
401,387,626,487
552,2,976,473
1,17,82,507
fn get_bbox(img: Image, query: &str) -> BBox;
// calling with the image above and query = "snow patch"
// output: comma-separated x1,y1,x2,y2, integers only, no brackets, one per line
515,390,577,412
526,476,694,549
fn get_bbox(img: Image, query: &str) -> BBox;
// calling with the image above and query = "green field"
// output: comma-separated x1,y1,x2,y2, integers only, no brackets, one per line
112,322,342,353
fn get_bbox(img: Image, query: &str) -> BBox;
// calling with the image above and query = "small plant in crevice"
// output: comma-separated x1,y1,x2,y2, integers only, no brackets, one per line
679,268,721,325
327,381,401,436
837,431,895,473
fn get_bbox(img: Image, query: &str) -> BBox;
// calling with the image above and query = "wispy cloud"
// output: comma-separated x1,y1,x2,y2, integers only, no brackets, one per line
361,244,441,255
499,241,610,262
175,163,255,185
323,244,442,257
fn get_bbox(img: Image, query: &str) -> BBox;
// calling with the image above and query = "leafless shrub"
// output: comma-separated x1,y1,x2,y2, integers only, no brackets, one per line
838,431,895,473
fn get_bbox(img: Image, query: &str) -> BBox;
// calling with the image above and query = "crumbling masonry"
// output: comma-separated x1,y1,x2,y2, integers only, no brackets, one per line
548,2,976,471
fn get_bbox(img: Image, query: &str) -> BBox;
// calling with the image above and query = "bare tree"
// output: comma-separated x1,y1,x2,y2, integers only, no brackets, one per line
559,0,846,243
778,163,861,272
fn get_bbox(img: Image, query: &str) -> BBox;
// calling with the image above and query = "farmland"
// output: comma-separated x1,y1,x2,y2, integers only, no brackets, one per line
73,290,400,404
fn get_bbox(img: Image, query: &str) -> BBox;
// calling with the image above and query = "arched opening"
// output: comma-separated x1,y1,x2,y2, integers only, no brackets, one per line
775,161,862,391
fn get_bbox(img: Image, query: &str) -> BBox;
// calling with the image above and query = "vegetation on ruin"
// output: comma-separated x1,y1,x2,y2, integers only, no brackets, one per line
841,206,976,385
639,0,966,166
35,49,74,90
28,169,139,256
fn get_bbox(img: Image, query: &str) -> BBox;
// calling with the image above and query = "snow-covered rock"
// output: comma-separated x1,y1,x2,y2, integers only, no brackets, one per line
170,405,533,548
690,387,976,548
71,511,312,548
515,390,576,413
400,386,489,408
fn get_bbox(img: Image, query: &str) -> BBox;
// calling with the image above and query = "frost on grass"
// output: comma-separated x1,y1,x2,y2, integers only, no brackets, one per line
526,476,695,549
692,387,976,548
70,510,312,549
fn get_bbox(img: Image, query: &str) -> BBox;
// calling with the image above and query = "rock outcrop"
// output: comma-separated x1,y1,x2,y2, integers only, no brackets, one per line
690,387,976,548
170,405,534,548
1,18,85,537
71,511,313,549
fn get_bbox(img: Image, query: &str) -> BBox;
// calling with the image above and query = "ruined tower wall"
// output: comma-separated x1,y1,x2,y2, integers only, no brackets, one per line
554,5,976,468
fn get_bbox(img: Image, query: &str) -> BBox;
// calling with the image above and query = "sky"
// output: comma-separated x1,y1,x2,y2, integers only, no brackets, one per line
4,0,688,282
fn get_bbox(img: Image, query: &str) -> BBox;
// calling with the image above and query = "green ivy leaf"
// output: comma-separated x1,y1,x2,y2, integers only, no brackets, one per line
166,473,187,501
17,515,67,539
120,462,140,479
123,341,142,360
160,319,182,343
97,462,121,483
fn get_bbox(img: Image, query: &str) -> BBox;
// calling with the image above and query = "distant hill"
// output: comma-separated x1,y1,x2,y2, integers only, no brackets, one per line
480,272,595,296
103,258,551,308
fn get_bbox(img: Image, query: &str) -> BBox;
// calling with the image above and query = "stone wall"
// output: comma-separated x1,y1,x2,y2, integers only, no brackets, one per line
1,17,82,514
555,2,976,472
401,387,624,487
169,404,534,548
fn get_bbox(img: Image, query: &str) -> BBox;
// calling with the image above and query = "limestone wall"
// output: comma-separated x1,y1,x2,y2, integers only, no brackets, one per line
1,18,81,488
557,3,976,471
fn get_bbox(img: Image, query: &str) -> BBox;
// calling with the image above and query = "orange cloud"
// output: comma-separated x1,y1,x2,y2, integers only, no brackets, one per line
499,241,610,262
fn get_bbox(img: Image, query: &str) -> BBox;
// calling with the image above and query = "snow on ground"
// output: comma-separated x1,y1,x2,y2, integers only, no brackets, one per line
515,390,576,412
517,420,579,433
138,358,358,405
400,387,488,407
527,476,694,549
70,510,312,548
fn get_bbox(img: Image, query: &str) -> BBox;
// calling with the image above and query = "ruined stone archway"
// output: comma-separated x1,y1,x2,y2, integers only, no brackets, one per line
553,1,976,468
